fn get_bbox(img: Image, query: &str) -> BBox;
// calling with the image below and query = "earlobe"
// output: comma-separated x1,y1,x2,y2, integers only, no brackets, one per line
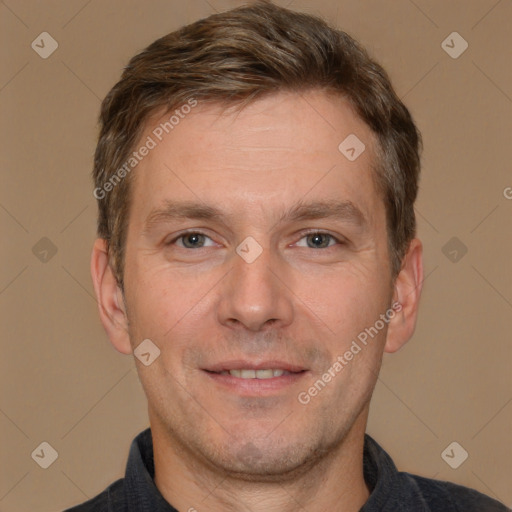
384,238,423,353
90,238,132,355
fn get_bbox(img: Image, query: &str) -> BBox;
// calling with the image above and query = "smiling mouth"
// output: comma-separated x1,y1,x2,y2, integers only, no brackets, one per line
203,364,308,395
213,369,302,379
204,360,308,379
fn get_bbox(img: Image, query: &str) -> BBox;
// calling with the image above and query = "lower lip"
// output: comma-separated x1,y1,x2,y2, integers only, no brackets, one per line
203,370,308,395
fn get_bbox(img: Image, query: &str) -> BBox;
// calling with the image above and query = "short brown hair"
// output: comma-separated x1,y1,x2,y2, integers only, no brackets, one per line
93,0,421,289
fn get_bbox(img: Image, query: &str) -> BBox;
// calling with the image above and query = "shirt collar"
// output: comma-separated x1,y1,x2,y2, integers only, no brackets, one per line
360,434,400,510
124,428,177,512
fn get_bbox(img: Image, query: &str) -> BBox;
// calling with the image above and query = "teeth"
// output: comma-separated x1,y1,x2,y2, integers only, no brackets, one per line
255,369,273,379
227,369,289,379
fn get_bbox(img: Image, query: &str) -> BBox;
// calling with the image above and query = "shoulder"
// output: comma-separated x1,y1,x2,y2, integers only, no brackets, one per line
401,472,510,512
62,478,125,512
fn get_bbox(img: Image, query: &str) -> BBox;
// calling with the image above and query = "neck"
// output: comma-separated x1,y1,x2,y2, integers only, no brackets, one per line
152,409,371,512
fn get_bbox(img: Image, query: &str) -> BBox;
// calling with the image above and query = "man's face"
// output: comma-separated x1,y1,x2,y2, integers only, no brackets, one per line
122,91,395,476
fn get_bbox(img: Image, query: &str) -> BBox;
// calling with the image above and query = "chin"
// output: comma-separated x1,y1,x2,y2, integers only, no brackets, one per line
201,436,331,482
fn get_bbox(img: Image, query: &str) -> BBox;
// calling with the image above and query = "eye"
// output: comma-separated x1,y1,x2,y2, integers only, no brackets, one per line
295,231,341,249
170,231,216,249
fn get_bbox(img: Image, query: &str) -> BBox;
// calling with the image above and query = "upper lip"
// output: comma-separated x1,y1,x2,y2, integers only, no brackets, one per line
203,360,307,373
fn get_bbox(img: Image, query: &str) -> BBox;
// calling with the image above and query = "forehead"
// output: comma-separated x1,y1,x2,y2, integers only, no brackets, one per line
128,90,384,231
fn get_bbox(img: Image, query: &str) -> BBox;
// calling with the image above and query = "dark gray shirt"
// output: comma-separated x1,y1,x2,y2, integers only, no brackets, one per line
64,428,509,511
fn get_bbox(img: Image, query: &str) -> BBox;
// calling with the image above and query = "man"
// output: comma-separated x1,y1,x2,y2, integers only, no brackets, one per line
68,1,509,511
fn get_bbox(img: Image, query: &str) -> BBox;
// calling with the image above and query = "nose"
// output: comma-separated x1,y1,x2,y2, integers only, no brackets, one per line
216,242,294,332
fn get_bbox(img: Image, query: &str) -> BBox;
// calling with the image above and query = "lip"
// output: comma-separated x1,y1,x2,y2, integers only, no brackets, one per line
202,360,308,396
203,360,307,373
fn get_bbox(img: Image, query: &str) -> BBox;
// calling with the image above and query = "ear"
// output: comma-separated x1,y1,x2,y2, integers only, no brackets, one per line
384,238,423,353
90,238,132,355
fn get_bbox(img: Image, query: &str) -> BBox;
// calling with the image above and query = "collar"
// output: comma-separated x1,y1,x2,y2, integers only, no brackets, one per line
124,428,177,511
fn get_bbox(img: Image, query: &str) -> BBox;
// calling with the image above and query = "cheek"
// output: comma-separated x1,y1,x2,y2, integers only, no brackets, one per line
124,268,176,347
125,261,196,332
125,268,218,376
294,262,390,339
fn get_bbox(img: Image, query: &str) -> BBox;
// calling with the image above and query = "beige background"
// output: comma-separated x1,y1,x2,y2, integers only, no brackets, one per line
1,0,511,510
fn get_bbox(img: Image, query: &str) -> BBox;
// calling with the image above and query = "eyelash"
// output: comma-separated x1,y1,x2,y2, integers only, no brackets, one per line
167,229,345,249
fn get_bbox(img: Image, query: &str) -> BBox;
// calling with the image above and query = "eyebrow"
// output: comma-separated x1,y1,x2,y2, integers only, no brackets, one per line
276,199,367,228
142,198,368,234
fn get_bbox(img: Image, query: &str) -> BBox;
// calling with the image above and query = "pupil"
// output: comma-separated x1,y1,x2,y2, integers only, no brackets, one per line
185,233,203,247
310,234,327,248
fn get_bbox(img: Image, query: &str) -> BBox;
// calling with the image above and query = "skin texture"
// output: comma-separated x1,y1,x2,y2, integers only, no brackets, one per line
91,90,423,512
